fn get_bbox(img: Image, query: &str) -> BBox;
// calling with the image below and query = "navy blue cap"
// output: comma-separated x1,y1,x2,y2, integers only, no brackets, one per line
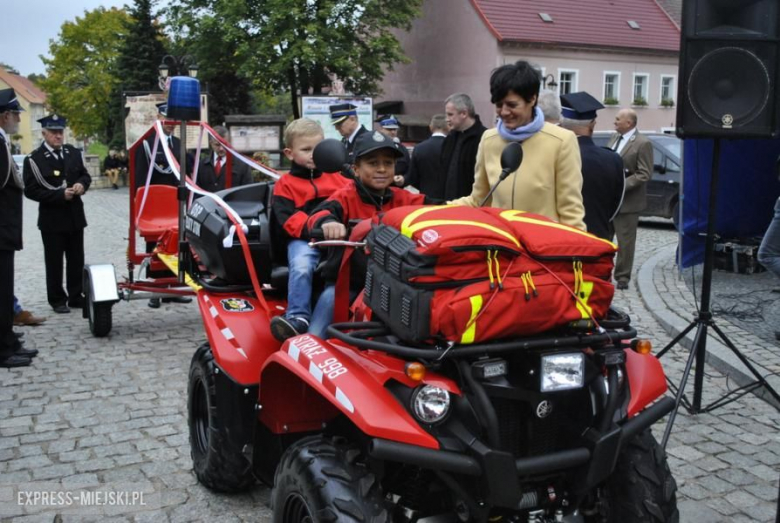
560,91,604,120
156,102,168,117
329,103,357,125
378,115,400,129
353,131,403,160
0,88,24,112
37,114,66,130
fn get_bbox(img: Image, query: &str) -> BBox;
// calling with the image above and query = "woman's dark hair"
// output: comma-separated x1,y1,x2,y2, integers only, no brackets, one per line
490,60,542,105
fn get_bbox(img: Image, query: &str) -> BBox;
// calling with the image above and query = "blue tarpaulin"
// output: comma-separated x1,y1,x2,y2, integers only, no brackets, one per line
680,138,780,268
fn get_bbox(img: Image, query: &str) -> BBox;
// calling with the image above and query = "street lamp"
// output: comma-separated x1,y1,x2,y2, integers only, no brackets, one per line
158,55,199,91
542,73,558,91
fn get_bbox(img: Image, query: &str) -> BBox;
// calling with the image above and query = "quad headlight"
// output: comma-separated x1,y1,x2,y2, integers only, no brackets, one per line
540,353,585,392
411,385,451,424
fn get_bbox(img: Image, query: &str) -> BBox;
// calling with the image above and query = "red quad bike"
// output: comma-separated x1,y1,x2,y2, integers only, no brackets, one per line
186,140,679,522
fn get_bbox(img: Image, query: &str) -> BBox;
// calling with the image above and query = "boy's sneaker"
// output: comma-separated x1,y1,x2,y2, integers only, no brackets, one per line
271,316,309,342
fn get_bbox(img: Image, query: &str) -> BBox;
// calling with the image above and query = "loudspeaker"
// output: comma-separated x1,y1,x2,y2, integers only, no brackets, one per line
677,0,780,138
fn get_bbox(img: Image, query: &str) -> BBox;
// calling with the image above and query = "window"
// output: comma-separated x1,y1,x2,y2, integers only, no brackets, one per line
660,75,675,106
603,72,620,104
558,70,578,95
632,73,649,105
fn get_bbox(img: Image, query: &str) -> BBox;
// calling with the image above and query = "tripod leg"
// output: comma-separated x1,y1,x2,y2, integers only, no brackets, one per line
709,322,780,406
656,320,697,359
661,322,707,448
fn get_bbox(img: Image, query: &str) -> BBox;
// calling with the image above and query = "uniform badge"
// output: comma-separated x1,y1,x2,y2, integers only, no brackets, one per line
53,170,61,177
220,298,254,313
372,131,384,142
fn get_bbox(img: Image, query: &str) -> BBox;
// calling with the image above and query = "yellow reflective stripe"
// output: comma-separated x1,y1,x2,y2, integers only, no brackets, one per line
461,294,484,344
405,219,521,247
498,210,617,250
399,205,450,237
575,280,594,319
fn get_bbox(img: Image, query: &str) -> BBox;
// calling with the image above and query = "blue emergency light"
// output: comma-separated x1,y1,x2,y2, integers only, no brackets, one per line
167,77,201,121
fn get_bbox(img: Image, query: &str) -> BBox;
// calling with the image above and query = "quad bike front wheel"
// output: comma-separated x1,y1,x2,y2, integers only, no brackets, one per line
271,436,388,523
188,343,255,492
597,429,679,522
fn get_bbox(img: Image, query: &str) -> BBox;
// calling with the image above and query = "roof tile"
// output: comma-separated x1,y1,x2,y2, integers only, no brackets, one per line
470,0,680,51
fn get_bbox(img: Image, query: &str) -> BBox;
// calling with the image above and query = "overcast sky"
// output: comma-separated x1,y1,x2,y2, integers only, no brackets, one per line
1,0,168,76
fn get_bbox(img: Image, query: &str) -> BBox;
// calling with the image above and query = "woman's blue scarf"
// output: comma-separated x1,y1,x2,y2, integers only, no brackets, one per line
496,106,545,142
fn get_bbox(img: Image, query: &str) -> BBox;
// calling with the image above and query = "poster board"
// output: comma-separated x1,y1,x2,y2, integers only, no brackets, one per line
301,96,373,141
124,93,209,150
229,126,281,152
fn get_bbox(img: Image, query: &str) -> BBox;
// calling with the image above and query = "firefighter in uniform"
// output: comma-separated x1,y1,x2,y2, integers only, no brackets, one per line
0,88,37,367
23,115,91,314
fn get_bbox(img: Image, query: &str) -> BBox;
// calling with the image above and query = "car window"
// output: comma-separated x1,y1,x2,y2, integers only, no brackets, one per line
653,146,663,169
649,135,681,161
665,156,680,173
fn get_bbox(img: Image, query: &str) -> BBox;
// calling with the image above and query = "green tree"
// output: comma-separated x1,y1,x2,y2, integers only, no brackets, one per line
167,26,254,125
39,7,129,141
27,73,47,86
108,0,169,148
167,0,423,118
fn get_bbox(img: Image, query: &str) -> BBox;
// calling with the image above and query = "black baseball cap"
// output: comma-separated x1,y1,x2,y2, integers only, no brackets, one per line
352,131,403,160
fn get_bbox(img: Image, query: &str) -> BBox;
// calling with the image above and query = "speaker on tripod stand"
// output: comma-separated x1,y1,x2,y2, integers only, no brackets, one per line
659,0,780,448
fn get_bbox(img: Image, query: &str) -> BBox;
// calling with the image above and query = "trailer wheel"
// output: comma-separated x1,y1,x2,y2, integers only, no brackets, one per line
84,277,112,337
272,436,388,523
188,343,255,492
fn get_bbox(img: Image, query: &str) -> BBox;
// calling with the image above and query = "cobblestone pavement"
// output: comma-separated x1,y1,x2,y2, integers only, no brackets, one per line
0,190,777,522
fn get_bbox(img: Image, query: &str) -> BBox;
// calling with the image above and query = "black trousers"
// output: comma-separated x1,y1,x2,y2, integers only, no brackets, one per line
0,249,16,355
41,229,84,307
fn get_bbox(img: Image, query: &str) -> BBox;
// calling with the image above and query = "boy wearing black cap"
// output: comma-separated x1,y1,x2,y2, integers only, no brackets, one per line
559,91,625,241
23,114,91,314
292,131,436,340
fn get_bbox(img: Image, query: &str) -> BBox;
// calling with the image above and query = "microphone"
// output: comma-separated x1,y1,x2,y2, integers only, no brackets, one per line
479,142,523,207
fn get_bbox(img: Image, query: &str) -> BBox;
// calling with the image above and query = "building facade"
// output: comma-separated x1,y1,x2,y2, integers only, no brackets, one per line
378,0,681,135
0,67,47,154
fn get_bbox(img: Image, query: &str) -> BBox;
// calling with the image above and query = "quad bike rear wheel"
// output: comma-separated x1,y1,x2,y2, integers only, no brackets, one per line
188,343,255,492
598,429,679,522
271,436,388,523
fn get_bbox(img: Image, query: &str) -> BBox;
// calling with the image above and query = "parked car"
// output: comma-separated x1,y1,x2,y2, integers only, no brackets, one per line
592,131,682,226
13,154,25,172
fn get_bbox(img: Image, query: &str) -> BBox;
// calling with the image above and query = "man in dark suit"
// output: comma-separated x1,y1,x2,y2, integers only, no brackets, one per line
404,114,448,198
198,125,253,192
23,114,91,314
330,103,368,166
559,92,624,241
441,93,487,200
134,102,193,189
0,89,36,367
608,108,653,290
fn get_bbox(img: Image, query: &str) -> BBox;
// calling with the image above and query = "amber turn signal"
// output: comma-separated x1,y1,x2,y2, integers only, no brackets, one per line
633,339,652,355
405,362,426,381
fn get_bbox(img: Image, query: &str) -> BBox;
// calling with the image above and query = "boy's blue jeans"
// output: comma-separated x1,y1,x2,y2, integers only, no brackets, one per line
758,196,780,280
285,240,320,322
309,285,335,339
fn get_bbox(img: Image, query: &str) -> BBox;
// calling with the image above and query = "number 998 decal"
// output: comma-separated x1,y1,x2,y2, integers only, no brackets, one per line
318,358,348,379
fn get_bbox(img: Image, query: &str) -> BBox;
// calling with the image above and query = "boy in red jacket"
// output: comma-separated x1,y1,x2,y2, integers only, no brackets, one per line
305,131,436,338
270,119,349,341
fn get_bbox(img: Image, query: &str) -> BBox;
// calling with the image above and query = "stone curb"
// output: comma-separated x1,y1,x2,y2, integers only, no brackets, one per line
637,244,780,409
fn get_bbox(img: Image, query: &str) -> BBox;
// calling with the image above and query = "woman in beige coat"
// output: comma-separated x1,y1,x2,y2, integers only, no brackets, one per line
451,61,586,231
